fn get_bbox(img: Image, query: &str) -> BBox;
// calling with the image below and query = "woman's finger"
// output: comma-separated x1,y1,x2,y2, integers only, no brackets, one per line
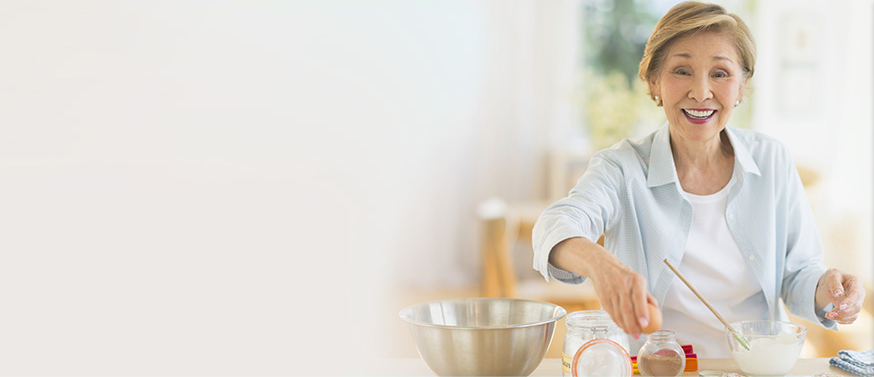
825,270,845,298
830,305,860,320
615,277,638,337
631,274,649,333
594,281,621,329
836,275,866,310
836,313,860,325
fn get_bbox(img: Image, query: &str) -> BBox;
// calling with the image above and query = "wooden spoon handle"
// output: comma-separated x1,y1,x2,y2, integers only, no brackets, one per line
663,259,735,331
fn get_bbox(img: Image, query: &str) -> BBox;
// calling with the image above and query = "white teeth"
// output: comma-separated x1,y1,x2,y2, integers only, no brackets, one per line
684,109,715,119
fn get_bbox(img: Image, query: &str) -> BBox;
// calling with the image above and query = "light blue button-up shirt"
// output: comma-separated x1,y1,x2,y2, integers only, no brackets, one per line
533,123,835,333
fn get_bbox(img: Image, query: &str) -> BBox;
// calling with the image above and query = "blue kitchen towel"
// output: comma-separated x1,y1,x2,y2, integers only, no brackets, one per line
830,350,874,377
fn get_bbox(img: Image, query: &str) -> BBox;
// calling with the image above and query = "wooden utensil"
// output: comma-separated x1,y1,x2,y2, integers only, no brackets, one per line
663,259,751,350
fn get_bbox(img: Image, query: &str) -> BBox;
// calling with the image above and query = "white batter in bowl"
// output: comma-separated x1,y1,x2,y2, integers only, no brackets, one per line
726,320,806,375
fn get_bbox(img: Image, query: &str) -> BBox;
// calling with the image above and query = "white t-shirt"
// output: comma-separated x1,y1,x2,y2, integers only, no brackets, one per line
661,177,769,358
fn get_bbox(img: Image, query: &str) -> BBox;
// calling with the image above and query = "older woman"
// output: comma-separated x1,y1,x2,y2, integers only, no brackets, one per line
532,1,865,357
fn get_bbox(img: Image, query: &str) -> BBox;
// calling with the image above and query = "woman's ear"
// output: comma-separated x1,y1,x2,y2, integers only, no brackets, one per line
737,76,749,104
650,79,661,106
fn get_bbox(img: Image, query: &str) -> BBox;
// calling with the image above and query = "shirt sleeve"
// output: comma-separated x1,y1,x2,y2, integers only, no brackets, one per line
532,151,624,283
778,149,836,329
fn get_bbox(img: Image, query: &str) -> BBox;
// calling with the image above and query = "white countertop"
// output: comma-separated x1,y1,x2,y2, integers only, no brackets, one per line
362,357,856,376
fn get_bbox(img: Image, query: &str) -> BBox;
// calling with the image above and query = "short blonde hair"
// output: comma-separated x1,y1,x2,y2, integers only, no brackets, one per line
638,1,756,102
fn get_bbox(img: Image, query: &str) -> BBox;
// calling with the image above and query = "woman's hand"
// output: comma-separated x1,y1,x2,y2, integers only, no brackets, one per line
589,261,657,340
549,237,654,339
815,268,866,325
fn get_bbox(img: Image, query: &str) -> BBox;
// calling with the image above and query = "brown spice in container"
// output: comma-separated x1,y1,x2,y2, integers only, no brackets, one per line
638,349,684,376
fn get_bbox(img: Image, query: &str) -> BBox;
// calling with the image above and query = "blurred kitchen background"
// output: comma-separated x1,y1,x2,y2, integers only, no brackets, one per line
0,0,869,375
375,0,874,364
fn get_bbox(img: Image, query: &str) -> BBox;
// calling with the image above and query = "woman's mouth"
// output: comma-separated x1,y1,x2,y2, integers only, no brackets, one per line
682,109,716,123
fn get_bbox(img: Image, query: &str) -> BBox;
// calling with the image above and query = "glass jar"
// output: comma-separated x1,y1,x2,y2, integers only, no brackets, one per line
637,330,686,377
562,310,630,377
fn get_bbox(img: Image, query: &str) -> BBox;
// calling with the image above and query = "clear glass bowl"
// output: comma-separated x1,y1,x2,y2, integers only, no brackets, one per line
726,320,807,376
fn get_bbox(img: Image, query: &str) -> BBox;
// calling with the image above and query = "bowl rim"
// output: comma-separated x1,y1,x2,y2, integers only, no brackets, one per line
727,319,808,336
398,297,567,330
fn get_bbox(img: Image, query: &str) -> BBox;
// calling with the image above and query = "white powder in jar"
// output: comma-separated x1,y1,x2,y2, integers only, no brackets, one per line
574,346,627,376
730,332,802,375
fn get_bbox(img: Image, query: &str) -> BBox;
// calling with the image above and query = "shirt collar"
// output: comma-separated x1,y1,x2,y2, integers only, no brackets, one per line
646,123,761,188
724,126,762,177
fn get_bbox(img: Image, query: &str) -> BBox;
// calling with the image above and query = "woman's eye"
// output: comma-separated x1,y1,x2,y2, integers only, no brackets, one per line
673,69,690,76
713,71,729,78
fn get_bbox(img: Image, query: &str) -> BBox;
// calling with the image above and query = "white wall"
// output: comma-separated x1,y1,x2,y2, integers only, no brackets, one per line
388,0,581,289
0,0,581,374
0,2,367,374
752,0,874,279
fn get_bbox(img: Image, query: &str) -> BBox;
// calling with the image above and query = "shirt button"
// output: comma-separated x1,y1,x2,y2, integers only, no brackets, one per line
728,213,735,220
748,255,756,261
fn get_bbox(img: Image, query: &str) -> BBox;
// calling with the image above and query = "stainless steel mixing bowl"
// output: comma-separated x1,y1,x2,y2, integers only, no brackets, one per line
399,297,566,376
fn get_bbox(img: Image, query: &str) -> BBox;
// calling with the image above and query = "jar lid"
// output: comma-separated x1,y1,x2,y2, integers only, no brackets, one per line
572,338,632,377
566,310,620,329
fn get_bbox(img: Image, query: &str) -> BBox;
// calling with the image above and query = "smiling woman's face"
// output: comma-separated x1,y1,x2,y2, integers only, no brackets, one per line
652,31,745,145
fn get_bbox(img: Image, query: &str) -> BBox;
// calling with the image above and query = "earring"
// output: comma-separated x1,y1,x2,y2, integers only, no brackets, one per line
654,96,661,106
735,100,740,107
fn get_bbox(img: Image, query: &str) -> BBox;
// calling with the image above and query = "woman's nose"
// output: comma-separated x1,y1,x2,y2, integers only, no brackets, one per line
688,76,713,102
